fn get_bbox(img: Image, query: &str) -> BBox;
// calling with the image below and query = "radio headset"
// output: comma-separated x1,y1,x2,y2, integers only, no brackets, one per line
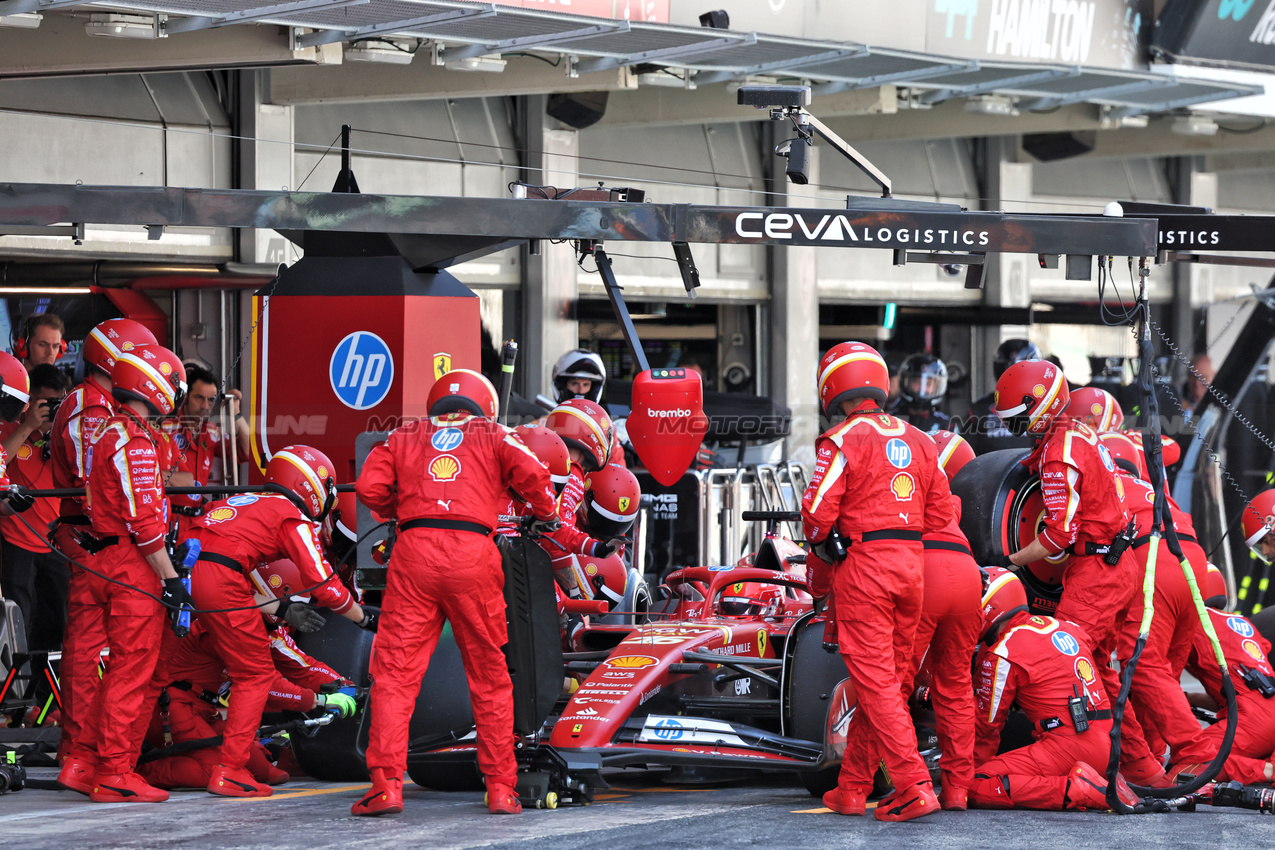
13,315,69,361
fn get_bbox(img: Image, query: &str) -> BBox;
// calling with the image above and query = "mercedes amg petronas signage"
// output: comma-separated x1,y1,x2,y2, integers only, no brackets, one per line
1154,0,1275,71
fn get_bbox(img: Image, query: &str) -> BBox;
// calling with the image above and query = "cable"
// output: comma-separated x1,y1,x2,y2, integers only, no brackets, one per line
295,130,343,192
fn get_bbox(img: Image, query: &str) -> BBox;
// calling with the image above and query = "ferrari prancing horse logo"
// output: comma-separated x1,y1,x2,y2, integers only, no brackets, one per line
433,352,452,380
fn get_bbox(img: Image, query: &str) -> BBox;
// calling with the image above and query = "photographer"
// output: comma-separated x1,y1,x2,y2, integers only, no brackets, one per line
0,364,72,650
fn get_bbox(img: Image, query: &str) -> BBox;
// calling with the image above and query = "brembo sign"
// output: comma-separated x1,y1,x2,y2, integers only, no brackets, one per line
733,211,991,249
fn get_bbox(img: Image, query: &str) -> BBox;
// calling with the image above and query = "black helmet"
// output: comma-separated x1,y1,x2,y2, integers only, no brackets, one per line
898,354,948,408
551,349,606,404
992,339,1041,379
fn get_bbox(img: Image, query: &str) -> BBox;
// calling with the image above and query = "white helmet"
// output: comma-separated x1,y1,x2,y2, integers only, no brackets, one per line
552,349,606,404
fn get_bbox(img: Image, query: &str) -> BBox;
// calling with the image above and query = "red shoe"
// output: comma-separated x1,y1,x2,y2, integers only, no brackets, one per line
1123,757,1171,788
57,756,96,796
264,766,291,786
1166,762,1206,785
487,783,522,815
940,784,968,811
822,786,867,815
90,772,169,803
207,765,272,798
351,769,403,817
1064,762,1140,811
874,781,940,822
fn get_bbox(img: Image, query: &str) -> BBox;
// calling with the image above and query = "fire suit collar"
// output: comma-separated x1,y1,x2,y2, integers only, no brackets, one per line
982,605,1030,647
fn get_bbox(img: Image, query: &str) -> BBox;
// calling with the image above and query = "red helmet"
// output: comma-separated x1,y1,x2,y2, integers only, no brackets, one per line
266,444,338,522
0,352,30,423
1125,430,1181,471
1243,489,1275,563
249,558,309,602
720,581,786,618
1099,432,1142,477
1205,563,1227,608
992,359,1070,436
111,344,187,417
1067,387,1123,432
545,399,613,472
981,566,1028,636
427,369,498,419
516,424,571,495
321,491,359,551
817,341,888,418
582,463,641,539
568,552,628,609
84,318,158,376
931,430,975,480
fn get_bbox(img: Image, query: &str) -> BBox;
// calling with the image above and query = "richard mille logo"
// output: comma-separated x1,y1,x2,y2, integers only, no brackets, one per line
734,212,991,247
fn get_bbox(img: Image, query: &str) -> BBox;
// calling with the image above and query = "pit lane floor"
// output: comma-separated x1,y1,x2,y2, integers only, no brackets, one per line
2,768,1267,849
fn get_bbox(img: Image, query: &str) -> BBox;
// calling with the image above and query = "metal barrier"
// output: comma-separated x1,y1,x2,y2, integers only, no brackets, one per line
694,463,808,566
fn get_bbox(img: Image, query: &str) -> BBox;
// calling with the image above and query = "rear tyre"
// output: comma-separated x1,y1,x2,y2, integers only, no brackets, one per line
784,616,849,797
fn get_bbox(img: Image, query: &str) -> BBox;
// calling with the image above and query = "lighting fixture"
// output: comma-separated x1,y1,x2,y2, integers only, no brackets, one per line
0,12,41,28
84,13,158,39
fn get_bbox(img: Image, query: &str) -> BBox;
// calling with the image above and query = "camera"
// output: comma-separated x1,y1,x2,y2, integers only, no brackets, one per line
0,758,26,794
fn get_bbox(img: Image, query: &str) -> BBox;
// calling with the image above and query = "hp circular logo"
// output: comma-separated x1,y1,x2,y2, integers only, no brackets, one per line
1228,616,1255,637
652,718,683,740
330,332,394,411
1052,631,1080,657
885,438,912,469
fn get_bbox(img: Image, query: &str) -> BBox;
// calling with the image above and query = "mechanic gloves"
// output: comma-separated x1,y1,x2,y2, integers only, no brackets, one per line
275,599,326,634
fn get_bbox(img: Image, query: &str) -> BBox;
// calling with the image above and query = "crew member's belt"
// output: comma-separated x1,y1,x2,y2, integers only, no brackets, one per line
172,505,203,518
1040,709,1111,732
1131,533,1198,550
859,529,922,543
1067,541,1113,556
197,551,246,574
923,540,972,555
400,518,492,536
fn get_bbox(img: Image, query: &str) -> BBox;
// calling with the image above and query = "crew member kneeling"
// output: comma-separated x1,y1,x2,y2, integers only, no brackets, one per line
355,369,558,816
970,568,1140,811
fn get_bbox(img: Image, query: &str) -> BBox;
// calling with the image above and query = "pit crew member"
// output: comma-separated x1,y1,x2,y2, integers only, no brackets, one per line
888,353,952,433
970,567,1141,811
994,358,1167,786
81,345,188,803
355,369,558,817
802,341,954,822
186,445,369,797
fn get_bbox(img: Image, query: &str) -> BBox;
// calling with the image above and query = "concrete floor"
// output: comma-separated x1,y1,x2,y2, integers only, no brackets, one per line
2,767,1271,850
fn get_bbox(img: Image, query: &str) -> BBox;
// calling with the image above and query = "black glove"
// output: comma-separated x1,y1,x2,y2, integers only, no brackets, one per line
357,608,379,633
275,598,326,634
531,516,562,535
161,577,193,619
1,487,34,514
591,539,617,558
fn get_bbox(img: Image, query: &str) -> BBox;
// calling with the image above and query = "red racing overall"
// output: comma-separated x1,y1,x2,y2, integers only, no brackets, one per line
50,375,115,763
357,413,557,787
82,412,169,776
1178,608,1275,784
1026,418,1162,780
971,614,1116,809
187,493,354,772
802,411,953,799
1116,473,1213,766
911,494,983,800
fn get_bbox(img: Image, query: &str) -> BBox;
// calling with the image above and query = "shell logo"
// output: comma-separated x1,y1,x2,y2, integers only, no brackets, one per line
1075,657,1097,684
429,454,461,482
15,444,31,461
1090,402,1103,416
605,655,658,669
159,361,173,375
1032,384,1046,399
317,466,329,479
1242,639,1265,663
122,341,134,351
269,575,283,589
890,472,915,501
585,563,598,576
205,507,237,523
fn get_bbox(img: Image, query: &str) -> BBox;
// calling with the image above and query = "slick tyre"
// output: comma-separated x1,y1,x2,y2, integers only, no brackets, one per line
290,610,375,781
783,615,849,797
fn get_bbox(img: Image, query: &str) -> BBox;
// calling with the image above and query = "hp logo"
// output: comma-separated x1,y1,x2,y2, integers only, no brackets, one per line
652,718,683,740
885,438,913,469
431,428,465,452
329,332,394,410
1052,631,1080,657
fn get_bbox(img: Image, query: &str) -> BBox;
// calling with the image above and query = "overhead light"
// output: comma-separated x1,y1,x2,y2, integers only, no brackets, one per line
0,287,94,295
0,12,41,28
636,72,696,90
1100,112,1150,130
344,40,416,65
443,54,507,73
84,13,158,39
965,95,1019,117
1172,114,1219,136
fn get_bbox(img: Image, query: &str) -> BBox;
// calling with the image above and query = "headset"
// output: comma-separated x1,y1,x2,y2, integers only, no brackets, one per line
13,315,69,362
